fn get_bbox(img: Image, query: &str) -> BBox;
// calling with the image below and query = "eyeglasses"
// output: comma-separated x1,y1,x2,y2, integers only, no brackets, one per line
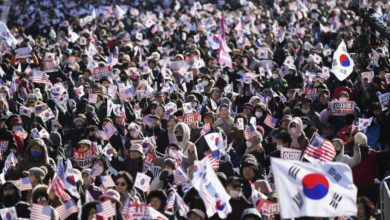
116,182,126,187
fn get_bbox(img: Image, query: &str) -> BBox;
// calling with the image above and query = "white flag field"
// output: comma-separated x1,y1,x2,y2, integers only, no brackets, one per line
191,158,232,219
271,158,357,219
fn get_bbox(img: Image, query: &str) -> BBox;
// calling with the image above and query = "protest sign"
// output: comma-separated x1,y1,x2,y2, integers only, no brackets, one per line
72,148,95,168
179,112,201,124
304,87,318,100
280,147,302,161
329,100,355,116
43,52,58,72
15,47,32,59
92,66,113,80
378,92,390,111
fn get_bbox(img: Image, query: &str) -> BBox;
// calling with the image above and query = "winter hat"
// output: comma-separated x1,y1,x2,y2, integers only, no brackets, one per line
99,189,122,208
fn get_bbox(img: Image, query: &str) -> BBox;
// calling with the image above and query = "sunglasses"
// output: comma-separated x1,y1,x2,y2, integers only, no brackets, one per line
116,182,126,187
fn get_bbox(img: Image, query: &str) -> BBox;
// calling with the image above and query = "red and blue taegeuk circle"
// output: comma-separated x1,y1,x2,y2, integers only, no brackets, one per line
339,54,350,67
302,173,329,200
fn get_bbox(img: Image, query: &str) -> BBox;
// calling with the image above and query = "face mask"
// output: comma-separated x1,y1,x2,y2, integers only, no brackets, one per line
31,150,43,159
3,194,19,207
290,128,297,134
301,108,310,114
276,144,283,150
255,112,263,118
272,74,279,79
202,80,209,87
229,190,242,199
246,140,252,148
76,124,84,130
176,135,183,142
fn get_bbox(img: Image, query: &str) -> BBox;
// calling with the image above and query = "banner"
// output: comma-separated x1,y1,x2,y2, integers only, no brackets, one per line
72,148,95,168
15,47,32,59
281,147,302,161
271,158,357,219
378,92,390,111
328,100,355,116
92,66,113,80
178,112,201,124
43,53,58,72
304,87,318,100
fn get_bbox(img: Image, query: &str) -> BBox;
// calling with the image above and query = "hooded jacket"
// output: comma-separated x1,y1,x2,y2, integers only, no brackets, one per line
6,138,54,180
333,140,361,168
173,123,197,158
0,181,31,219
287,117,303,150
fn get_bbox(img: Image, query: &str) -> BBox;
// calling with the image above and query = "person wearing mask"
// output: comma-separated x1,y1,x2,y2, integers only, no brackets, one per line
300,98,322,131
0,113,17,171
0,181,31,219
173,122,197,158
333,138,361,167
6,138,54,180
64,114,88,147
269,131,292,158
224,176,252,220
144,115,169,153
112,144,145,180
30,184,59,220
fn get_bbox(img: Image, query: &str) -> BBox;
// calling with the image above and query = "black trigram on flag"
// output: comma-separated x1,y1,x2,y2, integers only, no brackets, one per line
288,166,300,179
293,193,304,209
329,193,343,209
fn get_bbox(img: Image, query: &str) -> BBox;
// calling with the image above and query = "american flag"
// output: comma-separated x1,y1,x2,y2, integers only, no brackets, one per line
244,124,256,140
48,174,72,202
97,200,116,218
13,125,28,139
304,133,336,162
119,86,133,100
165,192,175,211
90,163,104,178
31,204,53,220
203,150,220,171
174,167,188,185
264,114,278,129
31,70,51,84
16,177,32,191
200,123,211,136
100,175,116,188
168,148,184,167
88,93,98,104
103,122,117,140
55,199,79,220
121,198,132,217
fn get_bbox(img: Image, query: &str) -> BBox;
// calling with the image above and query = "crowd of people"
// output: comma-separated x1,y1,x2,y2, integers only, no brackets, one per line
0,0,390,219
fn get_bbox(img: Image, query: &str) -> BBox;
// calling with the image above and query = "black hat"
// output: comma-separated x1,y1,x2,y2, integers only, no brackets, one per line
146,190,167,204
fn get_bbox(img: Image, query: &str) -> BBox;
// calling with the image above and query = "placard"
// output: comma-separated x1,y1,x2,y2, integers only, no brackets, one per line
304,87,318,100
72,148,95,168
178,112,201,124
378,92,390,111
92,65,112,80
280,147,301,160
15,47,32,59
43,52,58,72
328,100,355,116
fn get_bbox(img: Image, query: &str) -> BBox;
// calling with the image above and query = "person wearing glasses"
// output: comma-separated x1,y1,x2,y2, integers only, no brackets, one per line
114,171,140,209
